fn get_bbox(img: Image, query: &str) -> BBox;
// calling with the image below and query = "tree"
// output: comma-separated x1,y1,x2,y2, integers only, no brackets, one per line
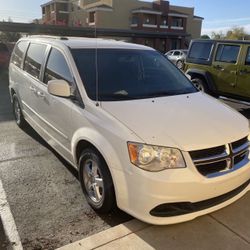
0,17,21,42
200,34,210,39
0,32,21,42
211,31,224,40
210,27,249,40
226,27,247,40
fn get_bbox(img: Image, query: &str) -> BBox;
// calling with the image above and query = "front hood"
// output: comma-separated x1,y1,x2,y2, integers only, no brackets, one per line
101,92,249,151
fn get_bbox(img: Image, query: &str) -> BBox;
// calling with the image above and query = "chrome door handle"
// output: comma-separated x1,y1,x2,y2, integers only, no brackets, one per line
29,86,36,92
37,91,45,98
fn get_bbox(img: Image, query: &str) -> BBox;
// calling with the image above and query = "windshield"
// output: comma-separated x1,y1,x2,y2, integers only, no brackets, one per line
72,49,197,101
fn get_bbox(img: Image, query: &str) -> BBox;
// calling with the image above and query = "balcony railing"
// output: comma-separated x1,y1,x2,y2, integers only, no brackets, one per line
171,26,184,30
142,24,157,28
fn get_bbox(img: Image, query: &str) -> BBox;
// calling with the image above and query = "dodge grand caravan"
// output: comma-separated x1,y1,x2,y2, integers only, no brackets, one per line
9,36,250,225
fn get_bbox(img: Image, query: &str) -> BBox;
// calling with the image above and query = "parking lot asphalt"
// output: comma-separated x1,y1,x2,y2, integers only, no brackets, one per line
0,72,131,249
1,70,250,250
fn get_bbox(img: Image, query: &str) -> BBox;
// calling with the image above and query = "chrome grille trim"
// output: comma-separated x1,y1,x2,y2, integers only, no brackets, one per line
190,137,249,177
232,141,250,154
193,152,228,164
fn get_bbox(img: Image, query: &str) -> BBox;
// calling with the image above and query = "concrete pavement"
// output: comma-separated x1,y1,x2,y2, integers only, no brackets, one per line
59,193,250,250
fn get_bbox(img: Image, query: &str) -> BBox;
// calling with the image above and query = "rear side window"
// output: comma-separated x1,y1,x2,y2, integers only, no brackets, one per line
173,51,180,56
11,41,29,68
44,48,72,84
24,43,47,79
189,42,213,61
245,47,250,65
215,44,240,63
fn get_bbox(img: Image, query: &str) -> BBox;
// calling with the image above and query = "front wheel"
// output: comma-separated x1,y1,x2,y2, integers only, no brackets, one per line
176,60,184,69
79,148,116,213
12,94,27,129
192,78,209,93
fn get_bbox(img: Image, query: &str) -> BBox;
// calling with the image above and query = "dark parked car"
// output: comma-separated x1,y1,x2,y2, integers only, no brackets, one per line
0,42,10,70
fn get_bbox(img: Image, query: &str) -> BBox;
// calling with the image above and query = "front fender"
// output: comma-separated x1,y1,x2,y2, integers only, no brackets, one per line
186,68,217,92
71,127,124,172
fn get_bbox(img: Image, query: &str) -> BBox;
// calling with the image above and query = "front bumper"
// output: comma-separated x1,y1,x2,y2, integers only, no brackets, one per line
113,155,250,225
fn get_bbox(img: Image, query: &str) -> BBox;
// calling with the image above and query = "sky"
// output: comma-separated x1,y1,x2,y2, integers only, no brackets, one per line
0,0,250,36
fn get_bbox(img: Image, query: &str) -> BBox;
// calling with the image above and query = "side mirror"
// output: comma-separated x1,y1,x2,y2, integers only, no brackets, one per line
48,80,71,98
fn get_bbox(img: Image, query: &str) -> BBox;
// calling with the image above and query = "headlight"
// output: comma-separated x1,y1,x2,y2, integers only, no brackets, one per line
127,142,186,172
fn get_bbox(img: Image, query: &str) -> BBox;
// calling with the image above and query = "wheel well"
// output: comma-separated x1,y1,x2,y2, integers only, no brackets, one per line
75,140,99,164
188,73,206,84
10,88,15,96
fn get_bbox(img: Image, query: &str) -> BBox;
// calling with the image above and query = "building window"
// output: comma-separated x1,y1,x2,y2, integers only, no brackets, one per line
143,14,156,25
42,7,45,15
132,15,139,25
61,3,68,11
161,16,168,26
89,11,95,24
172,17,183,27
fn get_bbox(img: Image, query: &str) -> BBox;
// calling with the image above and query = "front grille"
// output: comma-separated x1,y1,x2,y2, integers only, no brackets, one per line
189,145,226,160
232,137,248,150
189,136,249,178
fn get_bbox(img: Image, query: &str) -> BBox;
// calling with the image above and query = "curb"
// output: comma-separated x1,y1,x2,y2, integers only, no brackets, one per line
57,219,150,250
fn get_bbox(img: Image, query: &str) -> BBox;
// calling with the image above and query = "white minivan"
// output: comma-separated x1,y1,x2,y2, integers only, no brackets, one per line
9,36,250,225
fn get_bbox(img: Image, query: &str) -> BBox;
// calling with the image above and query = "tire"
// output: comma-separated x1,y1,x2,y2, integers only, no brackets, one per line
79,148,116,213
192,78,209,93
12,94,27,129
176,60,184,69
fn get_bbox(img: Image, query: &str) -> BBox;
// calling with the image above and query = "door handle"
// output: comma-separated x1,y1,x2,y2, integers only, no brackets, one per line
37,91,45,98
29,86,36,92
213,65,225,71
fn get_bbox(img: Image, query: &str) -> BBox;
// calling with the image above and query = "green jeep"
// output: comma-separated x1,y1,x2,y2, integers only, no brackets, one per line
185,39,250,103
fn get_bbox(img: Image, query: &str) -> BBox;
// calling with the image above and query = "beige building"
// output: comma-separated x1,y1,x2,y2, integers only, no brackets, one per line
41,0,203,52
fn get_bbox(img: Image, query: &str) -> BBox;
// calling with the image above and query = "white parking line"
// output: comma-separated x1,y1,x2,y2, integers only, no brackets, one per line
0,179,23,250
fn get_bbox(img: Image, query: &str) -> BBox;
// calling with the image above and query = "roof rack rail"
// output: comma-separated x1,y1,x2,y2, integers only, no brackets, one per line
28,35,68,40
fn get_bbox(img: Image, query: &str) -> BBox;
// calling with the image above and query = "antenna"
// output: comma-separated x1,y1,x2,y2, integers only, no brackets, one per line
94,14,99,106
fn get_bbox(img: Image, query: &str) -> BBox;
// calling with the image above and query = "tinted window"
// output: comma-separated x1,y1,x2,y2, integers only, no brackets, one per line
245,47,250,65
24,43,47,79
215,44,240,63
72,49,197,101
11,41,29,68
44,48,72,84
189,42,213,61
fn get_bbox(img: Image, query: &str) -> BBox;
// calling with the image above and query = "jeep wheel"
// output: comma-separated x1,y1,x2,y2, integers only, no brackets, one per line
192,78,209,93
176,60,184,69
79,148,116,213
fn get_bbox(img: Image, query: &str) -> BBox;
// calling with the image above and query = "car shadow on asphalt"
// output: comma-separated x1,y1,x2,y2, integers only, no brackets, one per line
22,125,133,226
